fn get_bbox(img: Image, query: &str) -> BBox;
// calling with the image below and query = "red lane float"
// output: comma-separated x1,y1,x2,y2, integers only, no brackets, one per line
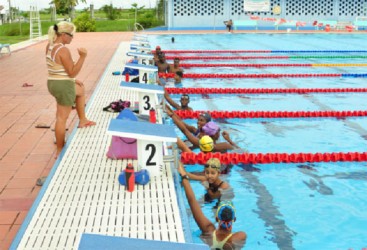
181,151,367,164
174,110,367,119
166,87,367,94
159,73,342,79
153,50,272,54
179,63,313,68
164,56,290,60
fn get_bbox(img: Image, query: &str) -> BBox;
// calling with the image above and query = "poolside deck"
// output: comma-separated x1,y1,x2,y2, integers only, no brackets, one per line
0,32,133,249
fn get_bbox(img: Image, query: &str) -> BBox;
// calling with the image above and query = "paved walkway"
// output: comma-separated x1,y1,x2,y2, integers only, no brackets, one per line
0,32,133,250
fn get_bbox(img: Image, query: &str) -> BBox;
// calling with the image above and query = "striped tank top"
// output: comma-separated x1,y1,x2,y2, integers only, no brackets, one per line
46,43,73,80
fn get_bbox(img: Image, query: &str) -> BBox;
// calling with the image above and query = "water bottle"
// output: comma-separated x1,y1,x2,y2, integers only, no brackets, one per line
149,108,156,123
125,163,135,192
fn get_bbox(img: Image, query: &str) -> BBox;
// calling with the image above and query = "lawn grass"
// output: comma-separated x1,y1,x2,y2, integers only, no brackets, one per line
1,9,161,44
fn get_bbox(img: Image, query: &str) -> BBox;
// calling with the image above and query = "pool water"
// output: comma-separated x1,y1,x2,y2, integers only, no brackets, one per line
150,33,367,249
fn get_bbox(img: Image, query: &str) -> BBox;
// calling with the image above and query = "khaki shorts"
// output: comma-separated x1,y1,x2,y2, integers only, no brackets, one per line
47,79,76,106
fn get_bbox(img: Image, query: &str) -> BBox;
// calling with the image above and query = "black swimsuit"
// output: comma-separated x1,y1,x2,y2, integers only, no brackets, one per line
208,181,224,193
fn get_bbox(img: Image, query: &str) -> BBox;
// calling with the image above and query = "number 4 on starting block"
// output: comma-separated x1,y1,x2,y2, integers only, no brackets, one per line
107,119,177,177
124,62,157,84
120,81,164,116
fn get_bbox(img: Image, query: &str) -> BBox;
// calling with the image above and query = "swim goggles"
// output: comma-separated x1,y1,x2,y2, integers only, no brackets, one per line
204,164,221,171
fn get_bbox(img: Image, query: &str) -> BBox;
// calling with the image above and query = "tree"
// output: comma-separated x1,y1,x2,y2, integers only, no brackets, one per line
101,4,120,20
52,0,86,20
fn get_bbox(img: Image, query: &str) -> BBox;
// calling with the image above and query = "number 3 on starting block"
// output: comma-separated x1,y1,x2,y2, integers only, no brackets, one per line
139,93,157,115
138,140,163,177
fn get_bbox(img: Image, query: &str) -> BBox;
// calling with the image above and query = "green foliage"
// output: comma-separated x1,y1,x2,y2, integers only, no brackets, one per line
101,4,121,20
53,0,86,16
137,12,159,29
73,13,96,32
95,20,132,31
0,22,29,36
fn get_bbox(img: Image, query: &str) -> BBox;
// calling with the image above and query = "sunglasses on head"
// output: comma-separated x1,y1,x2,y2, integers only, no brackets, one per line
63,32,74,37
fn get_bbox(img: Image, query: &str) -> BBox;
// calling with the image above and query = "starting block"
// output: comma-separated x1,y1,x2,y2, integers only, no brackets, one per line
120,81,164,116
127,52,154,66
132,35,148,42
107,119,177,177
130,44,151,54
79,233,210,250
124,62,157,84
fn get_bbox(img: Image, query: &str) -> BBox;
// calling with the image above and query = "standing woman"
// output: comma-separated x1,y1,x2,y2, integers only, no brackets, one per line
46,21,95,157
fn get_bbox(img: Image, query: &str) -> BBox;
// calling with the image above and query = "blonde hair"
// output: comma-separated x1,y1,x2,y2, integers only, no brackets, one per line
48,21,76,46
205,158,221,172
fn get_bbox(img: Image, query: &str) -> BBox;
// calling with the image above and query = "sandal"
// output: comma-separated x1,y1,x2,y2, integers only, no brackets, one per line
36,176,47,186
22,83,33,87
35,123,51,129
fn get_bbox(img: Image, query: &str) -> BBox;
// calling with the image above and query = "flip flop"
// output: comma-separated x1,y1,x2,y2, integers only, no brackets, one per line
77,121,96,128
51,128,68,131
35,123,51,129
22,83,33,87
36,176,47,186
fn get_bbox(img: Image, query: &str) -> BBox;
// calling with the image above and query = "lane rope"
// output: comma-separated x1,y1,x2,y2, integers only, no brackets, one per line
154,50,367,54
166,87,367,94
174,110,367,119
181,151,367,164
159,73,367,79
164,55,367,60
179,63,367,68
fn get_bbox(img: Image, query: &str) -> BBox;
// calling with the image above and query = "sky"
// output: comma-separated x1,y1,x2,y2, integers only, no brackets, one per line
0,0,156,11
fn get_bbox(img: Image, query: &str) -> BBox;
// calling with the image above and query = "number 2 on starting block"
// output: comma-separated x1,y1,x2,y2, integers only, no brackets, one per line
138,140,163,177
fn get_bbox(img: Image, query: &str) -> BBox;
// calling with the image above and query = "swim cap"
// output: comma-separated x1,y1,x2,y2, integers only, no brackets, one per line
205,158,221,171
202,121,220,136
156,45,161,49
199,112,211,122
199,135,214,152
216,201,236,229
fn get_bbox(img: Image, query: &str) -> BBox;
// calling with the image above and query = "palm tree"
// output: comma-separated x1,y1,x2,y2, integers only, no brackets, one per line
52,0,86,20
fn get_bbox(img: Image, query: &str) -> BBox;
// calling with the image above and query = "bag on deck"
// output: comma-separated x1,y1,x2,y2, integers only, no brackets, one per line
103,99,131,113
106,109,138,160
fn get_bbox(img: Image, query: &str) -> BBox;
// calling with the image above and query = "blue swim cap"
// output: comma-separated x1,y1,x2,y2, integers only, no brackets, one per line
216,201,236,230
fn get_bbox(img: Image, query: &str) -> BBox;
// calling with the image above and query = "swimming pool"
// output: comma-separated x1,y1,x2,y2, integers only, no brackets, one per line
150,33,367,249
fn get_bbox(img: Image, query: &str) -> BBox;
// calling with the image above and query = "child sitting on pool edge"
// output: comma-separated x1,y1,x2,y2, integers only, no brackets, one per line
178,158,229,201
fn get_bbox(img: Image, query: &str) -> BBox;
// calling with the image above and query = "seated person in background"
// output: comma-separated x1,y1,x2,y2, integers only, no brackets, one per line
164,88,193,111
170,57,183,73
178,158,229,201
181,170,247,249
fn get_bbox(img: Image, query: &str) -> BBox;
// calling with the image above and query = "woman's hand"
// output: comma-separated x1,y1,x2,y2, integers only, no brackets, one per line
77,48,87,58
